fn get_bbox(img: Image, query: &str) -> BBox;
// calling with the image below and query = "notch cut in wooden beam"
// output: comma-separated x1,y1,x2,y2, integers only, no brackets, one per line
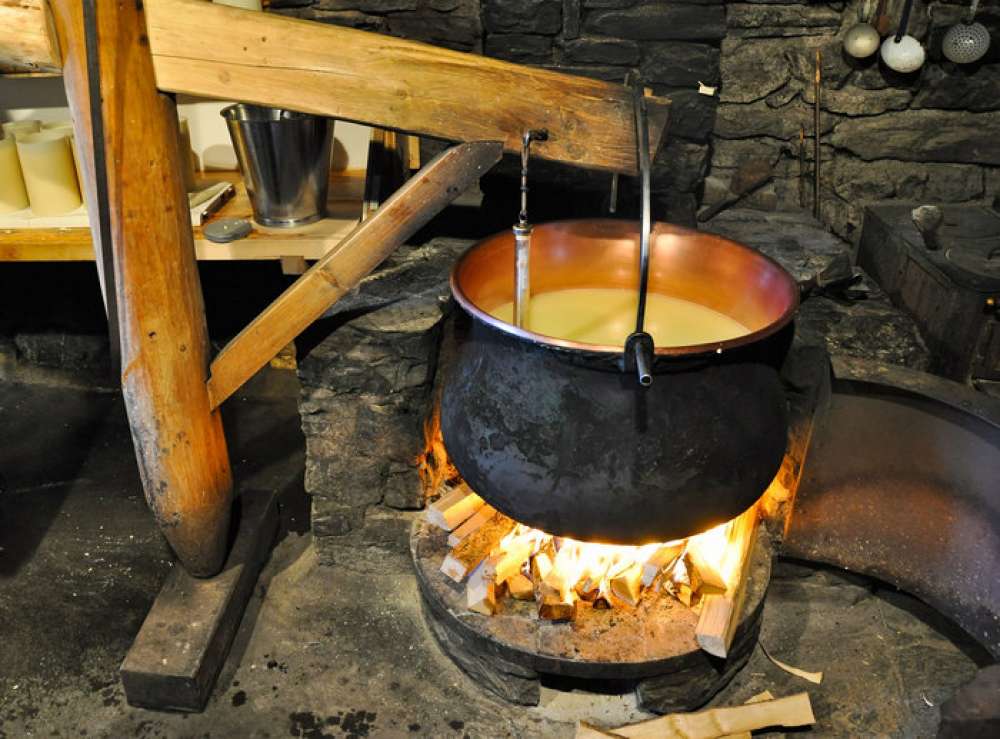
0,0,61,73
143,0,668,175
206,140,503,410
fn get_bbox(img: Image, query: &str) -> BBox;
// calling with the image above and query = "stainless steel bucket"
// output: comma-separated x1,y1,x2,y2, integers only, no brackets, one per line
221,104,334,228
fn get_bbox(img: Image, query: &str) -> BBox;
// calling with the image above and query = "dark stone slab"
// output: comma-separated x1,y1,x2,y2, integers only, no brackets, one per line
386,10,482,50
657,89,717,143
562,36,639,65
830,110,1000,166
119,490,278,712
483,0,563,35
912,64,1000,113
584,3,726,41
314,0,418,10
652,138,709,192
562,0,581,39
938,665,1000,738
640,42,720,87
718,38,791,104
284,7,387,31
485,33,554,62
726,2,840,37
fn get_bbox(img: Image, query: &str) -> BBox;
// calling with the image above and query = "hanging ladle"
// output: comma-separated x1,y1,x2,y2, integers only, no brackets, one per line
623,76,655,387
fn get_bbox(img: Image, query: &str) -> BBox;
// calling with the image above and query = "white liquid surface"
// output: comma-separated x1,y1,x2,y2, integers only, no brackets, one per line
489,288,749,347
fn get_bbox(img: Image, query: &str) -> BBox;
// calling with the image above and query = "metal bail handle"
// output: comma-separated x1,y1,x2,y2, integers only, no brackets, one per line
624,75,654,387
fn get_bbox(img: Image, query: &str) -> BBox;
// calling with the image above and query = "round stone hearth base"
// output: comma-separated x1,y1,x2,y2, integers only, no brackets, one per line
410,518,773,713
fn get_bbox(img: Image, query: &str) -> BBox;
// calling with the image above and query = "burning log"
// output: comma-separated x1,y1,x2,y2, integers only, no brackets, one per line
609,562,643,607
538,591,578,622
466,561,497,616
440,511,515,583
506,572,534,601
484,529,537,584
448,504,496,547
696,506,760,658
426,485,485,532
641,543,684,587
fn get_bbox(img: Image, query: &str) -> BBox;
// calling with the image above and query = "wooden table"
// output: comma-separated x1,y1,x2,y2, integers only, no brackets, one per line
0,170,364,263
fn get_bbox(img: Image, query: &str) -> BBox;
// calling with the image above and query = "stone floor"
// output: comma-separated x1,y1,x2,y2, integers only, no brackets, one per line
0,356,990,738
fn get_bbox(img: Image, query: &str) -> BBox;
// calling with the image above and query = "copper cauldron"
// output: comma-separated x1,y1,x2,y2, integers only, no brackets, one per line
440,219,799,544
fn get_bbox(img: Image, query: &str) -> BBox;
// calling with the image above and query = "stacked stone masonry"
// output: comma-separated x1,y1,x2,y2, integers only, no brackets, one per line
708,0,1000,243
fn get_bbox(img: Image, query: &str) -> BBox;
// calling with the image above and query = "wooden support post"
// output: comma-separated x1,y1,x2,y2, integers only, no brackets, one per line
49,0,233,577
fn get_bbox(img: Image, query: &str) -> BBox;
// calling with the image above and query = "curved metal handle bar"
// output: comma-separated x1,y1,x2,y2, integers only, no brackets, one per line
626,77,654,387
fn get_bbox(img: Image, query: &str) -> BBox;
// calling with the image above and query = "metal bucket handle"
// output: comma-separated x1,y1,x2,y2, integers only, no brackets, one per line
623,75,655,387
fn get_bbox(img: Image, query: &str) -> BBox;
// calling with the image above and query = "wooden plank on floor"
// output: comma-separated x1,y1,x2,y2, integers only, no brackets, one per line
119,489,278,712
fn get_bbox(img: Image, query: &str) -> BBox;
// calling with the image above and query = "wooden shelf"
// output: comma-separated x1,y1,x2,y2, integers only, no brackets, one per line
0,171,364,263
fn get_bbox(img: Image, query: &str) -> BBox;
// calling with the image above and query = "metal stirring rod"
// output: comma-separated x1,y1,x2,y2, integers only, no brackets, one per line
512,129,548,328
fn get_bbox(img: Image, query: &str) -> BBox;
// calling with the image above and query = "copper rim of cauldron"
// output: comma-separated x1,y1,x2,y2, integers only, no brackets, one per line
450,219,800,357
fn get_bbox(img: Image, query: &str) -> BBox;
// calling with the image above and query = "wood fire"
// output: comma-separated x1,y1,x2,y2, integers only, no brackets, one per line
425,481,760,659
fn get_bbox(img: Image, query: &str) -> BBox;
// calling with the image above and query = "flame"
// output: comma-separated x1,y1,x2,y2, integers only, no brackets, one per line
416,400,458,502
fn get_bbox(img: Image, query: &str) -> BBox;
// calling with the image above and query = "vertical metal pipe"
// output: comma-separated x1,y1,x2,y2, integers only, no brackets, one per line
512,129,547,328
513,222,532,328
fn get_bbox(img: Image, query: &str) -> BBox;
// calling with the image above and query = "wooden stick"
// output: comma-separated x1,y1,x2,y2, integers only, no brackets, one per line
440,511,514,583
50,0,233,576
0,0,61,73
641,543,684,587
466,561,497,616
506,572,534,601
206,140,502,409
426,485,484,532
141,0,668,175
612,692,815,739
576,722,625,738
448,504,496,547
813,49,821,219
538,591,578,622
610,562,643,607
484,534,535,585
696,507,760,658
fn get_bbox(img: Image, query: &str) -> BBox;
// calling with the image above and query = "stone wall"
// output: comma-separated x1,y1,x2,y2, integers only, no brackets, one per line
708,0,1000,243
271,0,725,225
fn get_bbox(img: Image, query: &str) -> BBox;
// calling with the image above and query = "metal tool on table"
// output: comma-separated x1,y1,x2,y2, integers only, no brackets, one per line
624,78,655,387
512,128,548,328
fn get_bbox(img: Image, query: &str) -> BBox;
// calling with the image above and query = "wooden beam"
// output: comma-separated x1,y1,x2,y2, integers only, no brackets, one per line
206,140,502,409
0,0,61,73
50,0,233,577
143,0,668,174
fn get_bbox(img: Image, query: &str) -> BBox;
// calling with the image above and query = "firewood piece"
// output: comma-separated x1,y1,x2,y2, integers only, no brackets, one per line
744,690,775,704
440,511,515,583
760,644,823,684
506,572,534,601
447,504,496,547
538,592,577,622
484,535,535,585
426,485,484,532
612,692,815,739
542,542,588,601
610,563,643,607
531,549,554,585
696,507,759,658
466,561,496,616
641,543,684,587
575,723,625,739
685,542,727,591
